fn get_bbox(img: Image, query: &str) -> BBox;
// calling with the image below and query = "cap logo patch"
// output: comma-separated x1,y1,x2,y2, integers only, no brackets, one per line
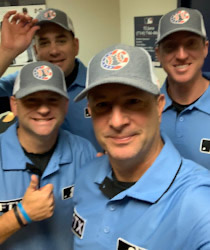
101,49,129,70
33,65,53,80
44,10,56,20
170,10,190,24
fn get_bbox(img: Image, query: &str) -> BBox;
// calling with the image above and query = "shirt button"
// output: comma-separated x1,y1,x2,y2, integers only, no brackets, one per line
109,205,116,211
179,117,184,122
104,226,110,233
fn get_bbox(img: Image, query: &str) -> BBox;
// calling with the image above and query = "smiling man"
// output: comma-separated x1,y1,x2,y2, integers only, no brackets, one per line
0,8,101,150
155,7,210,169
71,44,210,250
0,61,96,249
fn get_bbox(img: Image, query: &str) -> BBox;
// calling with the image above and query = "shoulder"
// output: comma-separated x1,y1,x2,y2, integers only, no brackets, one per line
0,71,19,82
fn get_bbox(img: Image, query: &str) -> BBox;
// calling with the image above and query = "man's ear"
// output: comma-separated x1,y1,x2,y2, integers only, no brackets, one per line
10,96,18,116
87,103,92,117
33,44,38,60
157,94,165,122
155,46,160,62
73,38,79,57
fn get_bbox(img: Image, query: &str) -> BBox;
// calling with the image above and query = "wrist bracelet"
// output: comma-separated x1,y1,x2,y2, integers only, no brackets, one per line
13,205,25,227
17,202,32,224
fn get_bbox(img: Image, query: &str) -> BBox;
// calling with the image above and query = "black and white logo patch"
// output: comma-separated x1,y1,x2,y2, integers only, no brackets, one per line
0,198,22,213
200,139,210,154
62,185,74,200
72,209,86,239
84,107,91,118
117,238,147,250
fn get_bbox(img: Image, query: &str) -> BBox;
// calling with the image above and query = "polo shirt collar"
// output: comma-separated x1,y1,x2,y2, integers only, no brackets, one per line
69,58,87,88
161,75,210,114
1,123,72,174
94,134,182,204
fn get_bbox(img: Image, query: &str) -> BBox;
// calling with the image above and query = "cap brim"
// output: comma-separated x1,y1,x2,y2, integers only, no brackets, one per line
15,85,69,100
36,20,73,33
156,28,207,44
74,77,160,102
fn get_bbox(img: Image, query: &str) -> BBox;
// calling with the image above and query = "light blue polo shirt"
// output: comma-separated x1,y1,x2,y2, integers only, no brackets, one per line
0,123,96,250
160,73,210,170
72,134,210,250
0,59,101,151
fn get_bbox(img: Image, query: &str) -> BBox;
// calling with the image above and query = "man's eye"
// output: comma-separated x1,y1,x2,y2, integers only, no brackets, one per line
186,40,199,49
39,41,49,46
94,102,111,112
162,43,176,52
57,39,67,44
127,99,140,104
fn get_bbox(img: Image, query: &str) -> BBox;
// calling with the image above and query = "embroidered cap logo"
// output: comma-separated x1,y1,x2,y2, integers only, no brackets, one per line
33,65,53,81
170,10,190,25
44,10,56,20
101,49,129,70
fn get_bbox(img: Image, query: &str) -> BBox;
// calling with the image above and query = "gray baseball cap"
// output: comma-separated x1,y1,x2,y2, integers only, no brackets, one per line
74,44,160,102
156,7,207,44
36,8,75,35
13,61,69,99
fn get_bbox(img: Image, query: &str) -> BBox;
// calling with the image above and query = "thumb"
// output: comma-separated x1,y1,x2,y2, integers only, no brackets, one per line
28,174,39,190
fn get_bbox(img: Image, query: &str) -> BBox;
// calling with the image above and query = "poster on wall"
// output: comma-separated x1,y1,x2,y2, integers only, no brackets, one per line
134,15,162,67
0,0,46,66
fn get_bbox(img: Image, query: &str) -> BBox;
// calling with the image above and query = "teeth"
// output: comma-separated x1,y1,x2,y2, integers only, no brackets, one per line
176,64,188,69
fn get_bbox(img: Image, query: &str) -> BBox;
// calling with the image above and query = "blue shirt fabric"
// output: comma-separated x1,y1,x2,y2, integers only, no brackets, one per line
72,134,210,250
160,73,210,170
0,59,101,151
0,123,96,250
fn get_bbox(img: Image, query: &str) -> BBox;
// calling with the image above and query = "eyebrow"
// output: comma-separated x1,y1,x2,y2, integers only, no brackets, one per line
90,89,144,100
38,34,68,41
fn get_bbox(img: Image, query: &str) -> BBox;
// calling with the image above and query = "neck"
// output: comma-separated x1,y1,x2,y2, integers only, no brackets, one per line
110,137,164,182
167,74,209,105
17,128,58,154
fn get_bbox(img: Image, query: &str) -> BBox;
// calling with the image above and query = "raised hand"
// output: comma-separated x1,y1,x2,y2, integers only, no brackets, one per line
1,10,40,57
21,175,54,222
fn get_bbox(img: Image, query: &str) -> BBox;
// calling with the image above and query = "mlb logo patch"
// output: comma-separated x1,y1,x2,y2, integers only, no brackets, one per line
62,185,74,200
117,238,147,250
44,10,56,20
84,107,91,118
200,139,210,154
101,49,129,71
72,209,86,239
33,65,53,81
170,10,190,24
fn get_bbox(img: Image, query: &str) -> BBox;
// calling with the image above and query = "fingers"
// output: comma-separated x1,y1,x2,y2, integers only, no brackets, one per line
3,10,17,21
3,11,36,26
28,174,39,191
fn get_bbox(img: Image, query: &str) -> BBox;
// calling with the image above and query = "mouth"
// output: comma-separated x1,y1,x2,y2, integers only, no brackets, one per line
108,134,137,144
174,63,191,70
50,59,65,66
33,118,54,122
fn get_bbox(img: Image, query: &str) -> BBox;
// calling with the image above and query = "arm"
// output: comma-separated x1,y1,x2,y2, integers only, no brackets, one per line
0,175,54,244
0,10,40,76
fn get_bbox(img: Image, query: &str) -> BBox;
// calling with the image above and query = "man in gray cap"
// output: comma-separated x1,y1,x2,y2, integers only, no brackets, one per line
71,44,210,249
155,7,210,169
0,8,101,151
0,61,96,249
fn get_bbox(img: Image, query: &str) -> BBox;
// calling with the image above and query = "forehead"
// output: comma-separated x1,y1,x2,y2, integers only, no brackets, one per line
161,31,202,42
35,23,72,39
88,83,151,100
21,91,63,99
